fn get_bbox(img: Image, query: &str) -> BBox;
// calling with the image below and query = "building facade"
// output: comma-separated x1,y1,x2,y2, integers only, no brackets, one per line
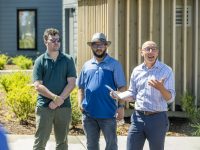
0,0,62,58
77,0,200,112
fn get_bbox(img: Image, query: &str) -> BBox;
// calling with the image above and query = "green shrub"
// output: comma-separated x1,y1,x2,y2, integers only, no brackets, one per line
0,54,8,70
180,92,200,123
181,92,200,136
191,123,200,136
0,72,36,124
70,87,82,127
12,55,33,69
0,72,30,93
6,85,37,124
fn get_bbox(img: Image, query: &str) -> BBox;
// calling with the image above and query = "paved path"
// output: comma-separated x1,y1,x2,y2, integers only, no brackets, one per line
7,135,200,150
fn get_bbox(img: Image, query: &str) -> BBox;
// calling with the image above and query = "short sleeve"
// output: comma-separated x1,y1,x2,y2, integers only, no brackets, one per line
66,57,77,78
77,67,85,89
113,62,126,88
32,57,43,82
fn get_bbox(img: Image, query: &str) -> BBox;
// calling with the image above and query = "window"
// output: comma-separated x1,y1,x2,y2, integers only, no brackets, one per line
17,9,37,50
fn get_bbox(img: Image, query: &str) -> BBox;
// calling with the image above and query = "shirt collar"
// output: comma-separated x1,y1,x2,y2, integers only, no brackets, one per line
91,54,110,64
142,59,160,70
44,50,64,60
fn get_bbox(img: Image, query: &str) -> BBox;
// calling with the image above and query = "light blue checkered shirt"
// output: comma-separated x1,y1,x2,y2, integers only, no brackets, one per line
129,60,176,112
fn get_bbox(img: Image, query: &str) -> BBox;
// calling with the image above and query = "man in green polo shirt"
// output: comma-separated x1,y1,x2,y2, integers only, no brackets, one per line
32,28,76,150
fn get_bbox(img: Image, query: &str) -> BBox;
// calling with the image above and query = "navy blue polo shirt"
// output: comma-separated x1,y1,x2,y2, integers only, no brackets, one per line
33,51,77,107
77,54,126,118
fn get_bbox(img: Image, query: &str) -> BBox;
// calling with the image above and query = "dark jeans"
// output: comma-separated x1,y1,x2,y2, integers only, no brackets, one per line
127,111,169,150
33,106,71,150
82,113,118,150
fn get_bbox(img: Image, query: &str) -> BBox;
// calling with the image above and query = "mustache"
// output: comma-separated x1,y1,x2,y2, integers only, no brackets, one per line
92,49,107,58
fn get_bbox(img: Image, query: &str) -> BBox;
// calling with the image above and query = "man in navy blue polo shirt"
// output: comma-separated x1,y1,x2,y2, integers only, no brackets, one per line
77,32,126,150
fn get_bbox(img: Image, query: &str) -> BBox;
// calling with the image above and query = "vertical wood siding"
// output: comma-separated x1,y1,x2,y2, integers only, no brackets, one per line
78,0,200,110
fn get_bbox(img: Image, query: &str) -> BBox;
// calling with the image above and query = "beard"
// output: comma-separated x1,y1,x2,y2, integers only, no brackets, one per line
92,49,107,58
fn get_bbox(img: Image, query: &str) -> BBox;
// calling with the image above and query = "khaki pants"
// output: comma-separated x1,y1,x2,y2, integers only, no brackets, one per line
33,106,71,150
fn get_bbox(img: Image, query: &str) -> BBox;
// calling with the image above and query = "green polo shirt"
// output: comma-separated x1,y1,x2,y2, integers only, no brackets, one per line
33,51,77,107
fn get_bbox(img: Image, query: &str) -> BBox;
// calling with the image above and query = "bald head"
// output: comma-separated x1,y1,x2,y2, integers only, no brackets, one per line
142,41,158,50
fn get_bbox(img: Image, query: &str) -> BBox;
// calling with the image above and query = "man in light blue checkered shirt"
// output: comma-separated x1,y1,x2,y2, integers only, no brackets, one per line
121,41,175,150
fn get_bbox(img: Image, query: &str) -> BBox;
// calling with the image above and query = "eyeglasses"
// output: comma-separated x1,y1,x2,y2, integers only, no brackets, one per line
92,43,106,49
143,47,158,52
48,38,61,43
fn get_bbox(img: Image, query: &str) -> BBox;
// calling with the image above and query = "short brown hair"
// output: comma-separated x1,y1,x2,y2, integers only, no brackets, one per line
43,28,59,41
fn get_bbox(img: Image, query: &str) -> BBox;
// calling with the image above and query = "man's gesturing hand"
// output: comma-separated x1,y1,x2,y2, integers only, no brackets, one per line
148,78,165,91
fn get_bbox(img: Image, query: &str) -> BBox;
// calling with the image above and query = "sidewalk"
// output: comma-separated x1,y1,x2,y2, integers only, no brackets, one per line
7,135,200,150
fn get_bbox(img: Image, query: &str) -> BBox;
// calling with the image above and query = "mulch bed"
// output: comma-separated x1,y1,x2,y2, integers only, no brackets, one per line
0,87,195,136
0,107,194,136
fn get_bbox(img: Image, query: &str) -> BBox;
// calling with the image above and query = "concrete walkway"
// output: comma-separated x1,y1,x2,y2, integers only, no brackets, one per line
7,135,200,150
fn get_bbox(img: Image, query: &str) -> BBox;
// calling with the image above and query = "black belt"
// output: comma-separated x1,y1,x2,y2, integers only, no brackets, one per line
136,110,162,116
